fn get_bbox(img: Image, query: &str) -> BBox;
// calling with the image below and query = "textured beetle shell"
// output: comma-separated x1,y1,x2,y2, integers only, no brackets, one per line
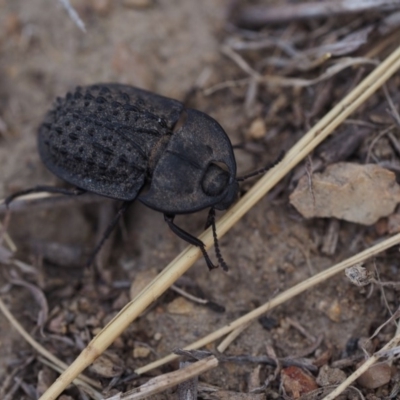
39,84,237,214
39,84,183,200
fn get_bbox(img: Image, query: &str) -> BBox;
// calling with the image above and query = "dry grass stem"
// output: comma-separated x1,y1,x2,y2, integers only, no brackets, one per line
38,43,400,400
217,322,252,353
0,221,16,252
104,356,218,400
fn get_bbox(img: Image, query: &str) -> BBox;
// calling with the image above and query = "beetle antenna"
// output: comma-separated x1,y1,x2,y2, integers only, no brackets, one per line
236,151,285,182
208,207,229,271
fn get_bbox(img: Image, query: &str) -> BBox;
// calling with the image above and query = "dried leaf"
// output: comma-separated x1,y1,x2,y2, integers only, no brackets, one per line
281,366,318,399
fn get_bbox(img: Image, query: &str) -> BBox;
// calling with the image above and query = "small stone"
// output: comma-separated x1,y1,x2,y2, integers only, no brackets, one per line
316,365,346,386
167,297,194,315
133,345,151,358
246,117,266,140
154,332,162,341
318,299,341,322
357,362,392,389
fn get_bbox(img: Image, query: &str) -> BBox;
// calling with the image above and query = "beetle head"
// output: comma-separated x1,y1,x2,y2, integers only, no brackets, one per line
139,108,238,214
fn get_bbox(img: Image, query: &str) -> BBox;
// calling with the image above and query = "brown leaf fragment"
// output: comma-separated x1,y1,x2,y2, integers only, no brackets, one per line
356,362,392,389
290,163,400,225
281,366,318,399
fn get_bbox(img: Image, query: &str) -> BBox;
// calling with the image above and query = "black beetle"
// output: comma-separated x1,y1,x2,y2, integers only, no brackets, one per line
6,84,279,270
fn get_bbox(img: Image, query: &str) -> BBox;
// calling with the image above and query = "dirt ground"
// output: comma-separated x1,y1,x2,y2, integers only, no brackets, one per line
1,1,400,399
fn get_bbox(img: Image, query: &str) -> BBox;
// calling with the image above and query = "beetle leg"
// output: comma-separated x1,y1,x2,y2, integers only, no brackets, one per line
86,201,131,268
207,208,229,271
164,213,217,270
4,186,86,208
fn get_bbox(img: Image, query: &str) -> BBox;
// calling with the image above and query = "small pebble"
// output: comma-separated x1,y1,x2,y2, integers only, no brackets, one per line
357,362,391,389
167,297,194,315
318,299,341,322
316,365,346,386
246,117,266,140
133,345,151,358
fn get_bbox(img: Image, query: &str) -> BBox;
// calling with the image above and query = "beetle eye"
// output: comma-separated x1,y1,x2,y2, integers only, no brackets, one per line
202,162,229,197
